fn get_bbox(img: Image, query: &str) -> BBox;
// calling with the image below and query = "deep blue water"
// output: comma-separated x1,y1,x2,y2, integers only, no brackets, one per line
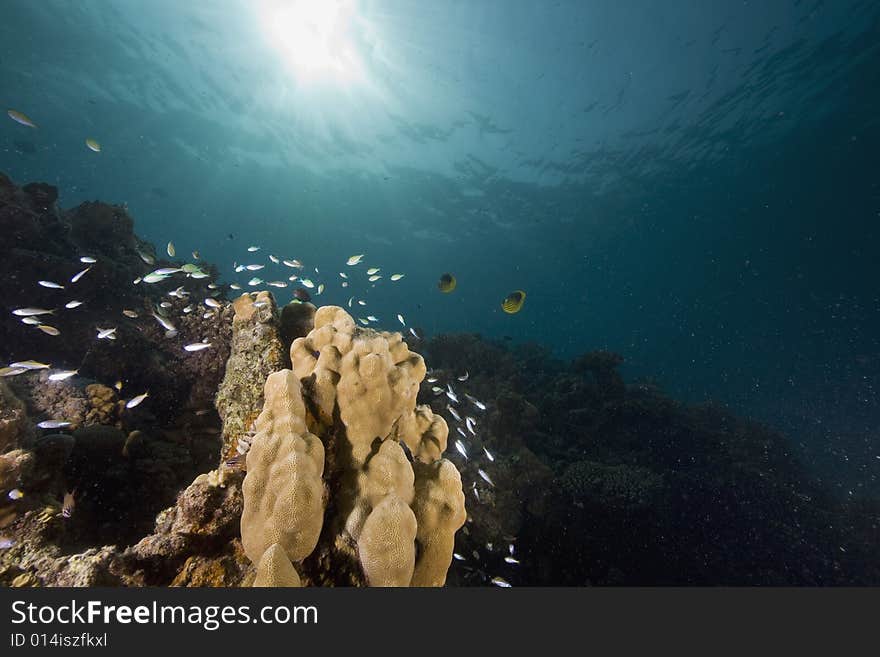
1,1,879,494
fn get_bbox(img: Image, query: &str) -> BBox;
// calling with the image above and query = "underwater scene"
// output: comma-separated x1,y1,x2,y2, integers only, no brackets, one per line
0,0,878,587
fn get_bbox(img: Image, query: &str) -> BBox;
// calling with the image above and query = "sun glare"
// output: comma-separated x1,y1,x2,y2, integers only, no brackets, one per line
258,0,365,84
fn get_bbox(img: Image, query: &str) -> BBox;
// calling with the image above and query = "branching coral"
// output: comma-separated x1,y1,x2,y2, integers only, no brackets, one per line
241,305,465,587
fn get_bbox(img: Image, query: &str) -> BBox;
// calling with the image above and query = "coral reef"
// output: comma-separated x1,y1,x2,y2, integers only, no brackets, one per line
215,292,289,460
2,172,878,588
241,306,466,586
424,337,880,586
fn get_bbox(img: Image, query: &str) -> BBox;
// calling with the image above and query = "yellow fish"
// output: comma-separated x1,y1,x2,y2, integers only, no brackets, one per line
85,138,101,152
501,290,526,314
438,273,456,293
7,109,37,128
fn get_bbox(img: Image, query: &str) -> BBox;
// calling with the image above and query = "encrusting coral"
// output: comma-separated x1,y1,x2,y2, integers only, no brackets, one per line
241,305,466,587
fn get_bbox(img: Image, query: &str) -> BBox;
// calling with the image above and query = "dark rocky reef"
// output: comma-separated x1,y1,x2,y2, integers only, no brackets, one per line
0,173,234,583
422,333,880,586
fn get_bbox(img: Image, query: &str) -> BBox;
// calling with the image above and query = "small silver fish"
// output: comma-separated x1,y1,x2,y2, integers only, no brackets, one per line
248,277,263,286
397,314,405,325
447,405,461,422
246,264,264,271
70,266,91,283
454,440,469,460
133,277,142,285
202,312,213,319
37,420,72,429
38,280,65,289
300,278,315,288
80,256,97,263
184,342,212,352
159,302,172,309
204,298,222,309
143,272,169,284
453,553,466,561
21,317,40,325
167,241,175,257
64,300,84,309
504,557,520,565
466,417,477,435
126,392,149,409
390,274,404,281
48,369,78,381
137,249,155,265
268,281,288,288
456,427,467,438
37,325,60,336
431,386,444,394
446,385,459,404
346,254,364,266
0,367,27,377
482,446,494,462
235,264,246,273
247,246,260,252
269,254,279,264
427,377,438,383
366,267,380,275
466,394,487,410
368,275,382,282
339,272,348,278
151,312,176,331
367,315,378,322
458,371,469,381
151,267,182,276
12,307,54,317
358,300,366,306
9,360,50,369
229,283,242,290
96,327,116,340
478,469,495,487
122,309,139,318
317,283,324,295
357,318,369,326
7,488,24,500
283,259,303,268
491,577,512,587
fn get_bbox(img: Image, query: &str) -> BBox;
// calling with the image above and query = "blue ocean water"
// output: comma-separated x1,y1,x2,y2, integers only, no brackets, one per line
1,0,878,498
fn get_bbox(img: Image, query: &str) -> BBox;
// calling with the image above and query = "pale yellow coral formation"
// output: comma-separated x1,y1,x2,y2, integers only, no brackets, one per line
241,370,325,565
357,496,417,586
410,460,467,586
240,305,466,586
253,543,302,587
